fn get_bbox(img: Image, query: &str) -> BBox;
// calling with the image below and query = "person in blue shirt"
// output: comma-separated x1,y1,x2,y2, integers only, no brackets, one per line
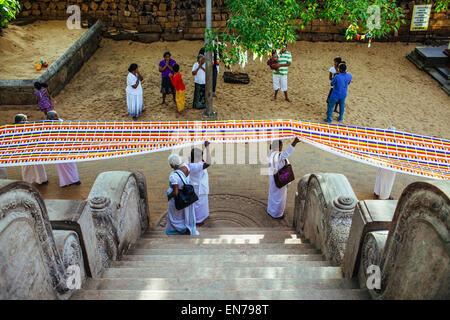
325,63,352,123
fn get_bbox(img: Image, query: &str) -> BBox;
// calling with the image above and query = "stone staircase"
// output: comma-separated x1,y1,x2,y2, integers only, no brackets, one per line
71,227,370,300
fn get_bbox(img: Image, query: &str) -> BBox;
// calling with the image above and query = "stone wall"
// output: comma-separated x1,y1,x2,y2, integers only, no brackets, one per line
16,0,449,43
0,20,102,105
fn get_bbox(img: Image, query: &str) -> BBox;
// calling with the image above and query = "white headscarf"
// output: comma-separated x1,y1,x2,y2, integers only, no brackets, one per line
168,154,182,169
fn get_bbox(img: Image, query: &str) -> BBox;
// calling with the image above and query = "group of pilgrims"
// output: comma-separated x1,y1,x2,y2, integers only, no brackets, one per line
126,47,219,119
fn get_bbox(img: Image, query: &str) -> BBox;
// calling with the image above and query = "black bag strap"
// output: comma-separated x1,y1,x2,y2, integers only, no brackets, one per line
275,152,289,168
174,170,187,187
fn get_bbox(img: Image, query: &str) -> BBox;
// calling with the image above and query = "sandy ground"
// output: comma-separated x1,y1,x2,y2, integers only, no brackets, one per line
1,38,448,139
0,20,86,79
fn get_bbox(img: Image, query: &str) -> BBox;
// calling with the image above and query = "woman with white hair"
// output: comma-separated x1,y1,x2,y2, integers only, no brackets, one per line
15,114,48,185
267,137,301,218
166,153,199,235
188,141,211,225
374,126,397,200
47,111,81,187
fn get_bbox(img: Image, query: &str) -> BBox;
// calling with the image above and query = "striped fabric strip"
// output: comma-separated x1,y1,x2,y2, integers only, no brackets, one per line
0,120,448,180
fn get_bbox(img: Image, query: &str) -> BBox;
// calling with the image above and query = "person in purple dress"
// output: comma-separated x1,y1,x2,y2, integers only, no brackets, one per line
33,82,54,115
158,51,177,105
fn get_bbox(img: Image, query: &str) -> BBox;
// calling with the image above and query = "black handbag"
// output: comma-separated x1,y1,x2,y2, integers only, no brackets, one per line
273,153,295,188
174,171,199,210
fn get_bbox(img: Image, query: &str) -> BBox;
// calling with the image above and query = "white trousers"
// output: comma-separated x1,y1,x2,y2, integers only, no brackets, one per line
273,74,288,92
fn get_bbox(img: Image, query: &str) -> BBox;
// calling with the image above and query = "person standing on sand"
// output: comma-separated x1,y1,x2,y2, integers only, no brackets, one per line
325,62,352,123
169,64,186,113
192,54,206,109
47,111,81,188
159,52,177,105
271,44,292,103
33,82,54,115
267,137,301,219
374,126,397,200
327,57,342,114
14,114,48,185
126,63,144,120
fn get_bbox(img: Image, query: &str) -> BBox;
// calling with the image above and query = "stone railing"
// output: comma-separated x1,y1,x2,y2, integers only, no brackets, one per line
295,173,449,299
0,170,149,299
0,20,102,105
293,173,358,266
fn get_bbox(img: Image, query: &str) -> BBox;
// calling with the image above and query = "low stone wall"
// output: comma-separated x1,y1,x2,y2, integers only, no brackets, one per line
0,20,102,105
16,0,450,43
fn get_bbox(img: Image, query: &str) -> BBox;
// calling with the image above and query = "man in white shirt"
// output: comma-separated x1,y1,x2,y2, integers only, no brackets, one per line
192,54,206,109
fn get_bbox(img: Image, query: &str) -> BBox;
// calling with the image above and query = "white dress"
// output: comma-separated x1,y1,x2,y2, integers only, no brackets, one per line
126,72,143,117
54,119,80,187
188,162,209,223
374,168,396,200
267,145,294,218
22,164,47,184
166,168,199,235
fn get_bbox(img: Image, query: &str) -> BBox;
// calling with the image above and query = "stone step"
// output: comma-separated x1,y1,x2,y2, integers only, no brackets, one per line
85,278,360,291
102,266,343,279
111,259,331,268
126,247,321,255
71,289,370,300
145,227,296,235
120,253,326,263
135,235,306,244
131,242,314,250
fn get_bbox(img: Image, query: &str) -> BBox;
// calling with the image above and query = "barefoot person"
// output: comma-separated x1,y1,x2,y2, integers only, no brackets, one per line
166,154,199,236
325,62,352,123
374,126,397,200
169,64,186,113
192,54,206,109
15,114,48,185
158,52,176,105
271,44,292,102
33,82,54,115
47,111,81,188
126,63,144,120
188,141,211,225
327,57,342,114
267,137,301,219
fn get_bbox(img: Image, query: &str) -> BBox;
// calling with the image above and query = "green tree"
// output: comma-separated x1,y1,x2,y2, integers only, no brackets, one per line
0,0,20,27
206,0,449,66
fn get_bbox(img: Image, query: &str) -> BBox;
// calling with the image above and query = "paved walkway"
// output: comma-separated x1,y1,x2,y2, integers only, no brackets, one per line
4,141,421,226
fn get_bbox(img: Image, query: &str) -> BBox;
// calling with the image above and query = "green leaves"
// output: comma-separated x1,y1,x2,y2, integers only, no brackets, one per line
206,0,449,66
0,0,21,27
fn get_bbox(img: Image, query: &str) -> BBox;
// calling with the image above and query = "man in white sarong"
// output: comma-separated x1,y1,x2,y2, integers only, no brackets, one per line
188,141,211,225
267,137,301,218
166,154,199,236
0,168,7,179
14,114,49,185
374,126,397,200
47,111,81,187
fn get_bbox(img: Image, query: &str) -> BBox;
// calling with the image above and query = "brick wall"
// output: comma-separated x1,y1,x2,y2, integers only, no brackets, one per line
16,1,450,42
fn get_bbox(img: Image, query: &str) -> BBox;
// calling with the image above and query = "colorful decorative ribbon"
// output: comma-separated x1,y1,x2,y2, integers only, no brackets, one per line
0,120,448,180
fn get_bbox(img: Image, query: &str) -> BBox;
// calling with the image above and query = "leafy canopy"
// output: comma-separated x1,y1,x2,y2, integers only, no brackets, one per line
205,0,449,67
0,0,20,27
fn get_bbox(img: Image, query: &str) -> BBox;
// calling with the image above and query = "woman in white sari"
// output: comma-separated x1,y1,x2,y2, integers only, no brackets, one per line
47,111,81,187
267,137,300,218
166,154,199,235
188,141,211,225
126,63,144,120
15,114,48,185
374,126,397,200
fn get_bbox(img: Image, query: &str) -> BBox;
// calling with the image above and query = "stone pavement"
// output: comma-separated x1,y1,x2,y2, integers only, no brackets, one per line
3,141,422,227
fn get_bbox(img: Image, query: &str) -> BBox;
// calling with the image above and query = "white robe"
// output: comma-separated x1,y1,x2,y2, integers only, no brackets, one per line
374,168,396,200
126,72,143,117
188,162,209,223
53,119,80,187
22,165,47,184
0,167,7,179
267,145,294,218
165,168,199,236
